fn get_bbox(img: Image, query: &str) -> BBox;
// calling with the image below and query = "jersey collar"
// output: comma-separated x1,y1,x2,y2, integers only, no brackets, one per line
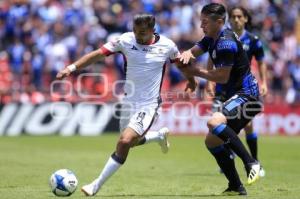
144,33,160,45
239,30,247,40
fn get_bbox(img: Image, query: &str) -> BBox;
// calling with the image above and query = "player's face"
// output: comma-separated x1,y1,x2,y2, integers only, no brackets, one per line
133,24,154,45
230,9,248,31
200,14,221,37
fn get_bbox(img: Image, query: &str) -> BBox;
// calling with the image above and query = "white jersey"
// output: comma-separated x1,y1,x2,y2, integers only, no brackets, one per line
101,32,179,105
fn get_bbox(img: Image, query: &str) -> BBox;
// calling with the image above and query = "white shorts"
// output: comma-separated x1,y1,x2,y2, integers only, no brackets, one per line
119,102,159,135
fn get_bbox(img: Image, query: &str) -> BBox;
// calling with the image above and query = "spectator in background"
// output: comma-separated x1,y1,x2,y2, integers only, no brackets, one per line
286,56,300,105
31,48,44,90
227,6,267,177
0,0,299,104
7,37,25,80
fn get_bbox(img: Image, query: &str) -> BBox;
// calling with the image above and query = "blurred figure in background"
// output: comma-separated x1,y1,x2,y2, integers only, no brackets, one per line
0,0,299,104
286,56,300,105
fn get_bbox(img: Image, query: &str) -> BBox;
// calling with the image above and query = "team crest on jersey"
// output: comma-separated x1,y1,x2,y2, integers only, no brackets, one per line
243,44,249,51
212,50,216,59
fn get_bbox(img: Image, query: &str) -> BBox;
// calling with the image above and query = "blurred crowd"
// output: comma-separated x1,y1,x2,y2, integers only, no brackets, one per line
0,0,300,105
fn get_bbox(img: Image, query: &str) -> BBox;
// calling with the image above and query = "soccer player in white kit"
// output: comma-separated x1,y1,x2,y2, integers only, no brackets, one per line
56,14,193,196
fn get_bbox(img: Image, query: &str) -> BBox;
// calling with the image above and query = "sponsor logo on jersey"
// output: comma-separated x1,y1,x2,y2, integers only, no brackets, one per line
217,41,236,50
142,48,153,52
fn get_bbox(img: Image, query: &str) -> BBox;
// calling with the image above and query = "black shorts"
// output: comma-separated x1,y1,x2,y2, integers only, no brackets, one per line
213,94,263,134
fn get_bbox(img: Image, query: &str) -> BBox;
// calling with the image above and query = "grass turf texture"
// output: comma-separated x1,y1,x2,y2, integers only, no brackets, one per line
0,135,300,199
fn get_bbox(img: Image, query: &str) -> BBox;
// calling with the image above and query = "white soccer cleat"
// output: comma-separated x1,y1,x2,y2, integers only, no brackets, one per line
247,162,260,185
81,182,99,197
158,127,170,154
259,166,266,177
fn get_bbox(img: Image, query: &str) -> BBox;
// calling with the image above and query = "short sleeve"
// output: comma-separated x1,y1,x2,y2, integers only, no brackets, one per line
168,42,180,62
196,36,211,53
100,35,123,56
214,40,237,67
253,37,264,61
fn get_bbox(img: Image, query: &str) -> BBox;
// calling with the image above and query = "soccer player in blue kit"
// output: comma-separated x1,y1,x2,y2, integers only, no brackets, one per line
228,6,267,176
179,3,262,195
207,6,267,177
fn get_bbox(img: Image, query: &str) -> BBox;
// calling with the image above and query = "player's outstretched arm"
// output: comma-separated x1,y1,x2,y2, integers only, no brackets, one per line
205,58,215,97
56,49,106,80
181,66,232,84
257,60,268,96
179,45,204,65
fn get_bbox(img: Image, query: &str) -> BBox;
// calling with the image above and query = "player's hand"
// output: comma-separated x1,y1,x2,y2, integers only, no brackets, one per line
260,83,268,97
179,50,195,64
185,80,197,93
56,68,72,80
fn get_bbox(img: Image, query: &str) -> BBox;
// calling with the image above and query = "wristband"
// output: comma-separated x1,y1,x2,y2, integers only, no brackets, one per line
67,64,77,72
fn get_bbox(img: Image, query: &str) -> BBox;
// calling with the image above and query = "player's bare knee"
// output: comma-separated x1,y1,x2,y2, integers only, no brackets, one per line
118,137,135,149
207,112,227,131
207,119,217,131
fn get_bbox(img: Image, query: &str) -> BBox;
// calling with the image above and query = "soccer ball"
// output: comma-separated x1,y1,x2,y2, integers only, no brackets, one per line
49,169,78,196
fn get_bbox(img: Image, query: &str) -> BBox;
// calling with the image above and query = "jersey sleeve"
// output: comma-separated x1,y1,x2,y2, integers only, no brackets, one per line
168,42,180,63
252,37,264,61
100,35,123,56
196,36,211,53
214,40,238,67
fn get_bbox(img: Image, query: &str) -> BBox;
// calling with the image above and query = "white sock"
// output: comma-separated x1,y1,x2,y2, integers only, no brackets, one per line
144,131,161,144
93,157,122,190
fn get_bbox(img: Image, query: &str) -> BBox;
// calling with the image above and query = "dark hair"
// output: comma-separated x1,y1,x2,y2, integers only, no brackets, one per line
133,14,155,29
229,6,252,30
201,3,226,21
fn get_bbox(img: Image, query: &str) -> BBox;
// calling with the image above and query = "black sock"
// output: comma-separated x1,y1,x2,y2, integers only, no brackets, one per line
111,152,126,164
136,137,146,146
208,145,242,188
224,143,235,156
212,124,255,166
246,133,258,160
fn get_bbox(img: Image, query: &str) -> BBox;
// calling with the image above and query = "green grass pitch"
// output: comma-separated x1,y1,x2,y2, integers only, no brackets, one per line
0,135,300,199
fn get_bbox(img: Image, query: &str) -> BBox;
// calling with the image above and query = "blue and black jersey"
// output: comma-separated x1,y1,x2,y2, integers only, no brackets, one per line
240,30,264,62
197,28,260,100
